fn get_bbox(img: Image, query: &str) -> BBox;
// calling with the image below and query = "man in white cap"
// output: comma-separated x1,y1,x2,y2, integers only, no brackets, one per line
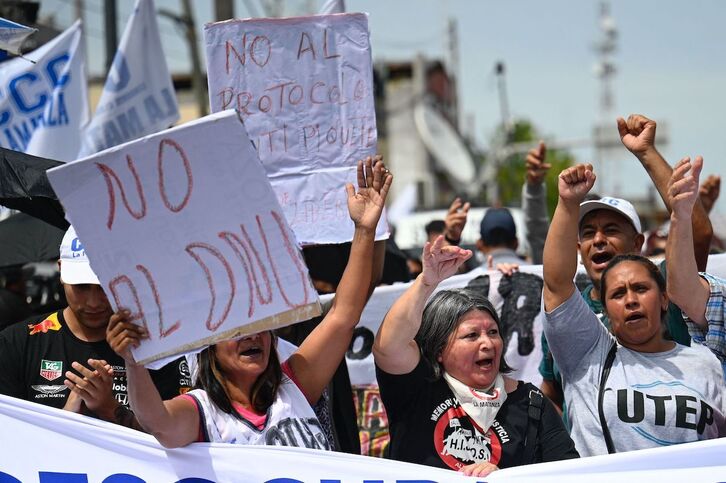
0,226,190,427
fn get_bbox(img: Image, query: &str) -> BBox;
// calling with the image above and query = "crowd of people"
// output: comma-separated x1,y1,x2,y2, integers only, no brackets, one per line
0,114,725,478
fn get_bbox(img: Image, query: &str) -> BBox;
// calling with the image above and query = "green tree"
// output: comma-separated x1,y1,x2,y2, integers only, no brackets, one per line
493,119,574,217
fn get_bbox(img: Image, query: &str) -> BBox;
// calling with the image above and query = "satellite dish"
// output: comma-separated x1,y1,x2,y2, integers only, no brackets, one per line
414,102,476,185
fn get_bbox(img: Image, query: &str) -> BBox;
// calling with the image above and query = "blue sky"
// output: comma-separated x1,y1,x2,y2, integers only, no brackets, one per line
40,0,726,215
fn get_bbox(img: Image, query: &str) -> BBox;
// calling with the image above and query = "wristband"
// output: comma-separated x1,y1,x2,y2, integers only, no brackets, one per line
444,234,461,246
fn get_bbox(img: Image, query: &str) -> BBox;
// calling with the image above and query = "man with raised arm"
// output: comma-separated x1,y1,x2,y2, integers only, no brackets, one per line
665,156,726,378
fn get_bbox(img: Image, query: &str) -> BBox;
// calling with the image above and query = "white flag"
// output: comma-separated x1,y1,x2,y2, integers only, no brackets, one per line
0,21,88,161
78,0,179,157
0,17,37,55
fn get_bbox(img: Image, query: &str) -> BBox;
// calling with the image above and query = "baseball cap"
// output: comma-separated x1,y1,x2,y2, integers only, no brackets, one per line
479,208,517,242
59,226,100,285
578,197,642,234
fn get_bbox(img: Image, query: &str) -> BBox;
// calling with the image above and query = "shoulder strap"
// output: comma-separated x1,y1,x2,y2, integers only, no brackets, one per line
523,387,544,464
598,343,618,454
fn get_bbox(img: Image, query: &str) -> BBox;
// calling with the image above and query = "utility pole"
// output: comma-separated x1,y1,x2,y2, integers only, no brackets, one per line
481,60,512,205
104,0,118,72
181,0,208,116
446,17,460,129
592,1,619,194
214,0,234,21
160,1,208,117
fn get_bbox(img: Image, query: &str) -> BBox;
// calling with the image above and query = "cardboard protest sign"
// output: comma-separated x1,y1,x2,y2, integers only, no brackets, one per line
204,13,386,245
47,110,321,366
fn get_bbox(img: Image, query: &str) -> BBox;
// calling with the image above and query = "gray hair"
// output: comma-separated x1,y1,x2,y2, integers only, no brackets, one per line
415,288,513,380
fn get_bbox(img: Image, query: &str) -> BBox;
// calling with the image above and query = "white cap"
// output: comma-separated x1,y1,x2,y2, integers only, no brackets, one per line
59,226,100,285
579,197,642,234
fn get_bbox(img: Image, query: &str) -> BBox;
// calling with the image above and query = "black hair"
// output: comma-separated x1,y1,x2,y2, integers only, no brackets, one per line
600,254,666,299
415,288,512,380
195,332,282,416
425,220,446,236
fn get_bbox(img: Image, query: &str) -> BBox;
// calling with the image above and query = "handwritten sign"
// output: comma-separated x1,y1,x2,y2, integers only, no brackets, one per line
47,110,321,366
204,13,386,245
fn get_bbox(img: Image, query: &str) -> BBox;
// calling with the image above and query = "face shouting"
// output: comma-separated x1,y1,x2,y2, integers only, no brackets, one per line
214,331,272,384
438,309,503,390
602,261,669,352
578,210,644,294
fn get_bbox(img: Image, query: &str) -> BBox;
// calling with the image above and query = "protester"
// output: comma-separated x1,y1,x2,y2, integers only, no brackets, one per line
0,266,32,331
698,172,725,253
106,158,391,449
665,156,726,377
424,219,446,244
539,114,712,416
373,236,578,477
279,194,388,453
542,163,726,456
476,207,522,268
0,226,190,428
522,141,551,265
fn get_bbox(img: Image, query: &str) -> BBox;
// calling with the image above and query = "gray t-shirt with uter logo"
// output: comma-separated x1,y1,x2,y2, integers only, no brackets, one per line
544,290,726,457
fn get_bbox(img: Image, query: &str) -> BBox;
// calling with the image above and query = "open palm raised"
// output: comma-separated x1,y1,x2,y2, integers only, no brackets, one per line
346,156,392,231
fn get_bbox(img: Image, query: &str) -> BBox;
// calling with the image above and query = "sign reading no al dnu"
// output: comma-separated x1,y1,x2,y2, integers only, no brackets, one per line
204,13,387,245
47,110,321,366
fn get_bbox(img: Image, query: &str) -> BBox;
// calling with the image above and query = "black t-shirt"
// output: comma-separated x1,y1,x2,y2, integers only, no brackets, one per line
0,310,191,413
376,358,578,471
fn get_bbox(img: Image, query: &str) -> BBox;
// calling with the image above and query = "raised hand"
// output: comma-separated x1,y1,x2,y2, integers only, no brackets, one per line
488,255,519,277
64,359,118,419
421,235,472,287
444,197,470,243
526,141,551,185
460,462,499,477
668,156,703,220
107,310,148,365
699,174,721,214
346,155,393,231
617,114,657,157
557,163,596,204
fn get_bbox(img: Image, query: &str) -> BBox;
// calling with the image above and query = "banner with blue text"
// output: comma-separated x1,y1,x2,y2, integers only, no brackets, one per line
0,21,88,161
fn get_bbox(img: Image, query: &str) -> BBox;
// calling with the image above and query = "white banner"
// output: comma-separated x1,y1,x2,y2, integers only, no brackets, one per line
79,0,179,157
0,21,88,161
47,110,320,366
1,393,724,482
204,13,385,245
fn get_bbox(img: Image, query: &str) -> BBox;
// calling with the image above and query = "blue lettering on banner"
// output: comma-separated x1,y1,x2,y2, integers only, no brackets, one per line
1,474,440,483
107,53,131,93
0,51,73,151
86,87,176,153
0,473,215,483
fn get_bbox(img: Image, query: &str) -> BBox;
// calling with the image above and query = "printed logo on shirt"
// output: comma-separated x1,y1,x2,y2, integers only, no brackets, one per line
28,313,62,335
613,380,717,444
432,399,508,470
31,384,67,395
178,359,192,389
39,360,63,381
264,416,331,450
